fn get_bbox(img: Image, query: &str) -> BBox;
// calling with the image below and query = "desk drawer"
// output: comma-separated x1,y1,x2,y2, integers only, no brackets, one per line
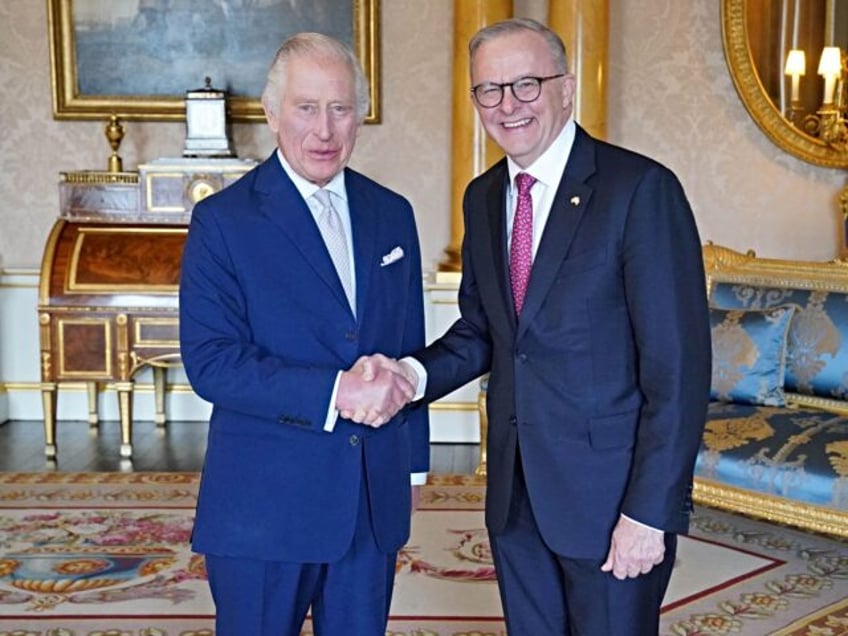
133,317,179,348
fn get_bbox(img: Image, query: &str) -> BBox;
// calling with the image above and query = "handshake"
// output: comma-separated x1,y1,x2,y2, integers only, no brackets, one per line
336,354,419,427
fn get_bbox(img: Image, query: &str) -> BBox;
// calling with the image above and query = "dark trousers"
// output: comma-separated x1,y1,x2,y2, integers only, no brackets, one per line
204,475,397,636
489,457,676,635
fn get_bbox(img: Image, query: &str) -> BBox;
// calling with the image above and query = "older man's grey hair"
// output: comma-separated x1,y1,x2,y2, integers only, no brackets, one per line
261,32,370,122
469,17,569,74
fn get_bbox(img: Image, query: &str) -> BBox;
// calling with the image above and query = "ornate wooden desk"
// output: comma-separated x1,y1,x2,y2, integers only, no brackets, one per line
38,159,254,458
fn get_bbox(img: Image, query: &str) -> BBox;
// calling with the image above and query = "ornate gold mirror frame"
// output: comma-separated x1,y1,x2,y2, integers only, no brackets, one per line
722,0,848,168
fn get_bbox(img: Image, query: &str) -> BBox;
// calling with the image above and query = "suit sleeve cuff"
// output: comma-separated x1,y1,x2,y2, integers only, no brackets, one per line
410,472,428,486
621,514,663,533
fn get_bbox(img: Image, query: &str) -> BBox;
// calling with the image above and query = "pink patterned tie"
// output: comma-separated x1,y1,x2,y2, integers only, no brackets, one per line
510,172,536,315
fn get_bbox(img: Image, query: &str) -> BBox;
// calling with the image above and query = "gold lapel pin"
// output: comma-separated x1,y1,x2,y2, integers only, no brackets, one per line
570,196,580,206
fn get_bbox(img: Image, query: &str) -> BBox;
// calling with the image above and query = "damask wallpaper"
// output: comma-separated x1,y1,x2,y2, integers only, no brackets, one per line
0,1,844,269
608,2,846,260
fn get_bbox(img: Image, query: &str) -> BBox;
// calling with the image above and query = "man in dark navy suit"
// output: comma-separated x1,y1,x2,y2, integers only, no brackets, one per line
179,32,429,635
359,17,711,635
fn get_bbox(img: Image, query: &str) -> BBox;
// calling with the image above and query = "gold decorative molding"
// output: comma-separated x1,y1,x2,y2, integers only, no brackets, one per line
57,318,112,378
61,171,139,185
47,0,381,124
704,242,848,294
133,318,179,348
721,0,848,168
128,352,182,378
38,220,66,305
427,402,477,412
693,478,848,538
0,381,196,394
786,393,848,416
40,352,52,381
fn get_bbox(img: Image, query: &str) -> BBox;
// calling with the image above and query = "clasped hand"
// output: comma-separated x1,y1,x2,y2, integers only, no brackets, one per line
336,354,418,427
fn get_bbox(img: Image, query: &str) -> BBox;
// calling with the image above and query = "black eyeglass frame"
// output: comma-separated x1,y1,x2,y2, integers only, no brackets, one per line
470,73,566,108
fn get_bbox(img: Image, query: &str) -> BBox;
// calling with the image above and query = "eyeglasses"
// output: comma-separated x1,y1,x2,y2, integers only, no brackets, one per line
471,74,566,108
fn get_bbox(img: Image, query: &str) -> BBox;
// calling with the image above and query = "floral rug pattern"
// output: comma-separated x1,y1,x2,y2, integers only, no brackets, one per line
661,512,848,636
0,472,845,636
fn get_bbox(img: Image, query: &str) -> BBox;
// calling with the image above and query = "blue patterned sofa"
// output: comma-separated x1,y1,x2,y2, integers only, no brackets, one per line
697,243,848,538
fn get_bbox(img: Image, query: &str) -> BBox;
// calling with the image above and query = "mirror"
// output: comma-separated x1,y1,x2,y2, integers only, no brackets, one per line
722,0,848,168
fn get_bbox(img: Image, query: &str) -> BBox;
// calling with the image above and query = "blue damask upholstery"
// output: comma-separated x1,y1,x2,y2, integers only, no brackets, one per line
710,305,795,406
697,402,848,510
711,282,848,399
695,245,848,537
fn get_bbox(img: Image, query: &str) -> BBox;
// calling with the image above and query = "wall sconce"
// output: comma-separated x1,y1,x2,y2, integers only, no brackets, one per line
802,46,848,147
784,48,806,122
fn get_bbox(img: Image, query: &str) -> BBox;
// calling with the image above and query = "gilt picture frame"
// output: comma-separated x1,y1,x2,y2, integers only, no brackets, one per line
47,0,380,123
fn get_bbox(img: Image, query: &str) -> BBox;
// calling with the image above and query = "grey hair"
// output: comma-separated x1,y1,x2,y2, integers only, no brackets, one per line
469,17,569,74
261,32,370,122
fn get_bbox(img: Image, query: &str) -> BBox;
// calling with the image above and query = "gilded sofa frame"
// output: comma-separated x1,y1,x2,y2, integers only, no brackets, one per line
699,242,848,538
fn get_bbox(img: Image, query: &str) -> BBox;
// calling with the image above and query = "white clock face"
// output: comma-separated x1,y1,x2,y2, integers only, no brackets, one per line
187,100,225,139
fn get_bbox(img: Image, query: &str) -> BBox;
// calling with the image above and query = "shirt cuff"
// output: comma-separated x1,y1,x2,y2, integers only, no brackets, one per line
410,472,428,486
400,356,427,400
621,514,662,533
323,371,342,432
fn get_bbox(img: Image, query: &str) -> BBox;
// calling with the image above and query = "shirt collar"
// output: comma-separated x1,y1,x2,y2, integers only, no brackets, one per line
507,118,576,191
275,149,347,203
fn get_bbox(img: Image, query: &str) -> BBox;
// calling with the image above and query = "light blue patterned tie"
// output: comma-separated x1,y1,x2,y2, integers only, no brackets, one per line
314,189,354,313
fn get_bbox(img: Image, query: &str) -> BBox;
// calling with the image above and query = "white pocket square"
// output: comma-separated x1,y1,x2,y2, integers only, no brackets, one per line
380,246,405,267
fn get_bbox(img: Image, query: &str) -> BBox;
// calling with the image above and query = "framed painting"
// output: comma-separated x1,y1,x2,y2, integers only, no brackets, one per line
47,0,380,123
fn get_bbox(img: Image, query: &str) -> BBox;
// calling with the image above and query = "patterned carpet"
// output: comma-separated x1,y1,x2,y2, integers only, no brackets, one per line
0,472,845,635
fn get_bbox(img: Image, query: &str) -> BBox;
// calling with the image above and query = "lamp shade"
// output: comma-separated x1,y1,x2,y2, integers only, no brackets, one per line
818,46,842,76
785,49,806,75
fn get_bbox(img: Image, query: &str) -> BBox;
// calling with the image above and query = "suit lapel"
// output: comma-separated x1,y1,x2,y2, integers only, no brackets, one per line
517,126,597,340
254,155,353,316
482,165,518,332
346,170,377,324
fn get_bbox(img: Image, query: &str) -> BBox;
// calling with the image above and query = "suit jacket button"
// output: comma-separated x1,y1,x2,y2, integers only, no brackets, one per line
349,434,360,446
518,353,528,363
509,416,517,426
344,331,357,341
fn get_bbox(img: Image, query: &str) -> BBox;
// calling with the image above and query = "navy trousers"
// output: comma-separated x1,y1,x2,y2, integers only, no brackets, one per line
204,473,397,636
489,456,677,635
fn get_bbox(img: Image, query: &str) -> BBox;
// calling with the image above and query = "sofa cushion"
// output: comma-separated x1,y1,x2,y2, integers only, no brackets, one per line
710,304,796,406
696,402,848,509
711,283,848,400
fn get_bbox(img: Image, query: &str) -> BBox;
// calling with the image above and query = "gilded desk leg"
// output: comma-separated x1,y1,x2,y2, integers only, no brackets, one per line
475,378,488,477
86,381,99,427
40,382,58,459
116,381,134,458
153,366,167,427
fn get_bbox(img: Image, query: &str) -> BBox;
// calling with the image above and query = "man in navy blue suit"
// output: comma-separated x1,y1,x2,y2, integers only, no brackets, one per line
359,17,711,635
179,32,429,635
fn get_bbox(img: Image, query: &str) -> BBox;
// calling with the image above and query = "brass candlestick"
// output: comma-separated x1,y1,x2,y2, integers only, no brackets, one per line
105,115,125,173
